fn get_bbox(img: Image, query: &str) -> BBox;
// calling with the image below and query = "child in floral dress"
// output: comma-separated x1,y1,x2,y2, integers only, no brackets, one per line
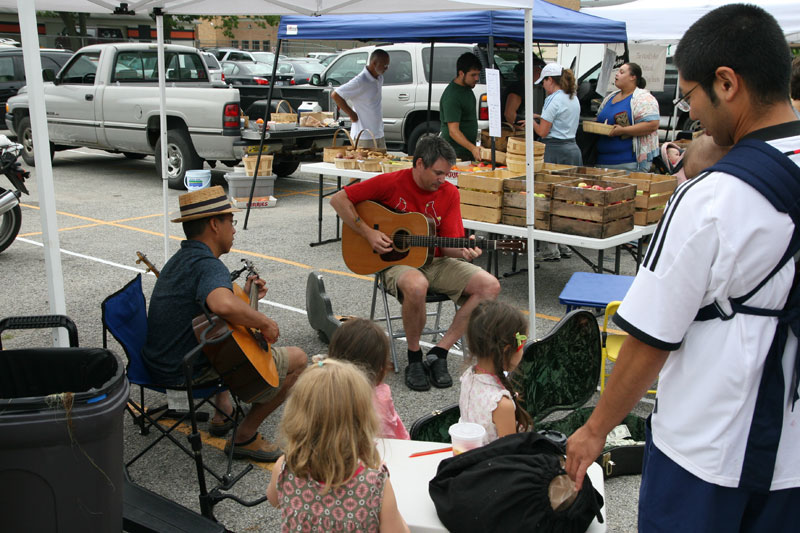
458,300,533,443
267,359,409,532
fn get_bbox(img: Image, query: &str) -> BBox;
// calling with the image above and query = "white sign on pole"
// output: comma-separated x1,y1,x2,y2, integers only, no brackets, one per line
601,44,667,94
486,68,501,138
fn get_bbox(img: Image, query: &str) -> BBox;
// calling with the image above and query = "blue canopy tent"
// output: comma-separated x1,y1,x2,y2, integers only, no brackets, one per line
277,5,627,44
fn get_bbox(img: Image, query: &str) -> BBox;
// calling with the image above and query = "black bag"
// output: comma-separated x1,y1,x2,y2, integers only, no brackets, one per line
429,431,604,533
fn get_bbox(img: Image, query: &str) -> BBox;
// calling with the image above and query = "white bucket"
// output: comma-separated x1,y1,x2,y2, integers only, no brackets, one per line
184,169,211,191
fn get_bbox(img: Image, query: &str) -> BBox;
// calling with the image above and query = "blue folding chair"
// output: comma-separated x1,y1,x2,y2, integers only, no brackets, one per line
101,274,237,479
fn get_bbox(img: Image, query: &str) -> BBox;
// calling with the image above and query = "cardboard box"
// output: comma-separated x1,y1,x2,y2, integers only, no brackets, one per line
225,171,276,199
230,195,278,209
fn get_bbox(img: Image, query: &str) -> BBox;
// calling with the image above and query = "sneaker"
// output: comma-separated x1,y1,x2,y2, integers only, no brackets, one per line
535,249,560,262
425,356,453,388
208,406,244,437
558,245,572,258
405,361,431,391
225,433,282,462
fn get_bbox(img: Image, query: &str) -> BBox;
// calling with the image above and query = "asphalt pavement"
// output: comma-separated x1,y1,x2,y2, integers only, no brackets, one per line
0,147,651,532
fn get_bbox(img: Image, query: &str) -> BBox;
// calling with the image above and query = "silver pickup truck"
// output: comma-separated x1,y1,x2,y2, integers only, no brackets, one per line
5,43,243,189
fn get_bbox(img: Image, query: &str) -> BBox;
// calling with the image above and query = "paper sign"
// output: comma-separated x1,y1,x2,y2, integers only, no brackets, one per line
601,44,667,94
286,24,298,36
486,68,502,138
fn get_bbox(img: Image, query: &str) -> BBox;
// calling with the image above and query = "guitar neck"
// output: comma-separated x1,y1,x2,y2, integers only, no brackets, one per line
398,235,498,250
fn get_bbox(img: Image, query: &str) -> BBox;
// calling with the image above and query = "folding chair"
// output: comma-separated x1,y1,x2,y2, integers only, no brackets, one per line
601,301,656,395
369,271,459,372
101,274,247,501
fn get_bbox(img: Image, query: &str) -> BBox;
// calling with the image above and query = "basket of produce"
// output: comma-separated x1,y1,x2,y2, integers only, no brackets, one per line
270,99,298,124
242,153,273,176
323,128,354,163
351,129,385,155
358,158,384,172
480,122,520,152
334,152,359,169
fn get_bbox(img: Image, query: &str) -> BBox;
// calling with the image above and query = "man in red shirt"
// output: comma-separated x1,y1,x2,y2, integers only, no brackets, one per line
331,136,500,391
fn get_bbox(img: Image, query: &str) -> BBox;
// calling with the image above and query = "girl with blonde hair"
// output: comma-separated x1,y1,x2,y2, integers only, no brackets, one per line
267,358,409,532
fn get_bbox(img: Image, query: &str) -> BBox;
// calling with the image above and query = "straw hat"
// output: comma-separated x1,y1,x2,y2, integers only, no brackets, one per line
171,185,240,223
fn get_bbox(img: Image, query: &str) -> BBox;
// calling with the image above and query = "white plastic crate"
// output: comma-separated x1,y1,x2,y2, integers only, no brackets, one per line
225,170,276,198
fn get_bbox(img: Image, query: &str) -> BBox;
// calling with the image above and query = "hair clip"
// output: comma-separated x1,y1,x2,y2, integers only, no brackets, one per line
515,332,527,348
318,361,324,367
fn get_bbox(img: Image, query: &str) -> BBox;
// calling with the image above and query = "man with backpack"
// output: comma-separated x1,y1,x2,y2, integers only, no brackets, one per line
566,5,800,530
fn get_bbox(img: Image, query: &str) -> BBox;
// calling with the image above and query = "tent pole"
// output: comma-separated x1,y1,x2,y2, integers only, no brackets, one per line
488,35,495,170
425,41,434,137
19,0,67,346
524,7,536,337
244,38,283,230
155,9,169,264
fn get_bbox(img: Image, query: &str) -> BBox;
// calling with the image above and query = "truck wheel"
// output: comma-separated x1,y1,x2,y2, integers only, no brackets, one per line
0,188,21,253
407,120,440,155
154,129,203,190
679,114,702,133
18,116,55,167
123,152,147,160
273,161,300,177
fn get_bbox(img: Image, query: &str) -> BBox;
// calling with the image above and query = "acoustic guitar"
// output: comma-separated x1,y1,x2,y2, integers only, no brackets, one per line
341,201,528,275
191,259,279,403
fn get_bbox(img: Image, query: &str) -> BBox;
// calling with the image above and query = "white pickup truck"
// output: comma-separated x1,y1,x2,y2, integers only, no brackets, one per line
5,42,244,189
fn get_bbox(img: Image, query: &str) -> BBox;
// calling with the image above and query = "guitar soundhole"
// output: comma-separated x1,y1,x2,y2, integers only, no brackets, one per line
380,229,410,263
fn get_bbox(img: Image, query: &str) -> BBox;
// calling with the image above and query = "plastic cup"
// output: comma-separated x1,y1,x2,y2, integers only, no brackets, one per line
448,422,486,455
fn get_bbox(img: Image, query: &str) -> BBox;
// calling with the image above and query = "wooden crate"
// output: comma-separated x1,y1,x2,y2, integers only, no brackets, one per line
461,203,502,223
541,163,576,173
460,189,503,208
619,172,677,225
480,146,506,164
459,169,523,192
550,215,633,239
242,153,273,176
549,178,636,238
634,207,665,226
553,166,627,179
504,173,571,197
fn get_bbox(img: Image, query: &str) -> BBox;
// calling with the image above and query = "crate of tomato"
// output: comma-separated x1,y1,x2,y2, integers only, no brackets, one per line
550,179,636,238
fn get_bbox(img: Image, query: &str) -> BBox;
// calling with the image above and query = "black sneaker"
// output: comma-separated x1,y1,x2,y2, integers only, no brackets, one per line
425,356,453,388
404,361,430,391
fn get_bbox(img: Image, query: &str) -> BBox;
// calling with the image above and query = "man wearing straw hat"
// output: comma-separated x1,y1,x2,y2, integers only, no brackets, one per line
332,49,390,150
143,186,307,462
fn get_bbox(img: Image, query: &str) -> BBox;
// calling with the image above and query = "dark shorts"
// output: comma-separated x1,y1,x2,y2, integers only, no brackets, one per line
191,346,290,404
639,418,800,533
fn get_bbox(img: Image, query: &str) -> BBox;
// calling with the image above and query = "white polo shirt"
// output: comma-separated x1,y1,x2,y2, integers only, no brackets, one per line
615,125,800,490
335,66,384,141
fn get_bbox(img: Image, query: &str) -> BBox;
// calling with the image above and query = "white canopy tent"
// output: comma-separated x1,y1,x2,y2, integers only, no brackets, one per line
584,0,800,43
3,0,555,344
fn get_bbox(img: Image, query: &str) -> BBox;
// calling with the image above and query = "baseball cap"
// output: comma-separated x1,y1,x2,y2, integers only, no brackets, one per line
535,63,563,85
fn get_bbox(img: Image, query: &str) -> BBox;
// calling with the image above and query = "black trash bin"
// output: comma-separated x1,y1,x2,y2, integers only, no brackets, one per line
0,346,129,533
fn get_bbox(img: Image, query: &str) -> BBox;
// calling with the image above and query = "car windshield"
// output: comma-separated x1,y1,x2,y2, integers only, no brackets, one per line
251,52,275,63
294,62,324,75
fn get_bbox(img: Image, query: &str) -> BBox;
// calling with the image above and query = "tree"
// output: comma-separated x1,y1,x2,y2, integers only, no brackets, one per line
40,11,90,51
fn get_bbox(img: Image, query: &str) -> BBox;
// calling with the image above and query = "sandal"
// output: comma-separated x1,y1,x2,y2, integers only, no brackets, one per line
208,406,243,437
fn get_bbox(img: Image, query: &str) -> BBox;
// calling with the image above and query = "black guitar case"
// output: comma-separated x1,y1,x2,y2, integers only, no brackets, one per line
305,271,343,343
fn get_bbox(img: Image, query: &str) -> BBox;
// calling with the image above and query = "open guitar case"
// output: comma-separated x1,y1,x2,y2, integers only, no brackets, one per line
305,271,345,343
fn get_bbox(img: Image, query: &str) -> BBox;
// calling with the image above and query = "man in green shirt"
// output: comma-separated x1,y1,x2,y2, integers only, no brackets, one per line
440,52,482,162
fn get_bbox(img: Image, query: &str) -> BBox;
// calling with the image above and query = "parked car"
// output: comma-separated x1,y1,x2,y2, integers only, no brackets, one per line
319,53,339,68
207,48,287,65
307,52,336,62
311,42,522,152
201,51,225,86
0,47,73,107
283,58,325,85
221,60,294,86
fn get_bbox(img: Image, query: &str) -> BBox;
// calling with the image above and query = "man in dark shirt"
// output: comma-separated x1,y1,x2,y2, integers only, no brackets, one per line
143,186,306,462
440,52,482,162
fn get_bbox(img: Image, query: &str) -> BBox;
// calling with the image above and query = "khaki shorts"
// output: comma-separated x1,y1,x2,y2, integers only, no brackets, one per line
193,345,289,404
381,257,482,306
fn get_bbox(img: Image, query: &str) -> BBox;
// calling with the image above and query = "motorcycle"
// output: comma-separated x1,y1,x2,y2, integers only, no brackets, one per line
0,134,30,253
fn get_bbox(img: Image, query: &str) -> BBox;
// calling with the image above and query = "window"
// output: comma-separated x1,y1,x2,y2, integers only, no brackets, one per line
222,63,238,76
383,50,412,86
228,51,250,61
41,56,66,76
241,40,249,50
162,52,208,81
113,51,145,81
324,52,367,87
0,57,14,82
421,46,474,84
252,41,260,51
61,52,101,84
231,41,239,48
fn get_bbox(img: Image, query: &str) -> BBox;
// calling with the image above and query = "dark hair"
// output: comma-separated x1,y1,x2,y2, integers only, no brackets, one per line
183,216,212,239
466,300,533,432
370,49,389,63
551,68,577,98
674,4,791,107
791,56,800,101
327,318,390,386
625,62,646,89
456,52,482,77
413,135,456,168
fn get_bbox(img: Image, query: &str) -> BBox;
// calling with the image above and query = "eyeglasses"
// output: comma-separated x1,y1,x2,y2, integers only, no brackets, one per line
673,72,715,113
231,218,238,227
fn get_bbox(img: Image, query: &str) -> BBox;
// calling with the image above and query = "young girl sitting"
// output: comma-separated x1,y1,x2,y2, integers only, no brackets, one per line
327,317,410,440
458,300,533,443
267,359,409,532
